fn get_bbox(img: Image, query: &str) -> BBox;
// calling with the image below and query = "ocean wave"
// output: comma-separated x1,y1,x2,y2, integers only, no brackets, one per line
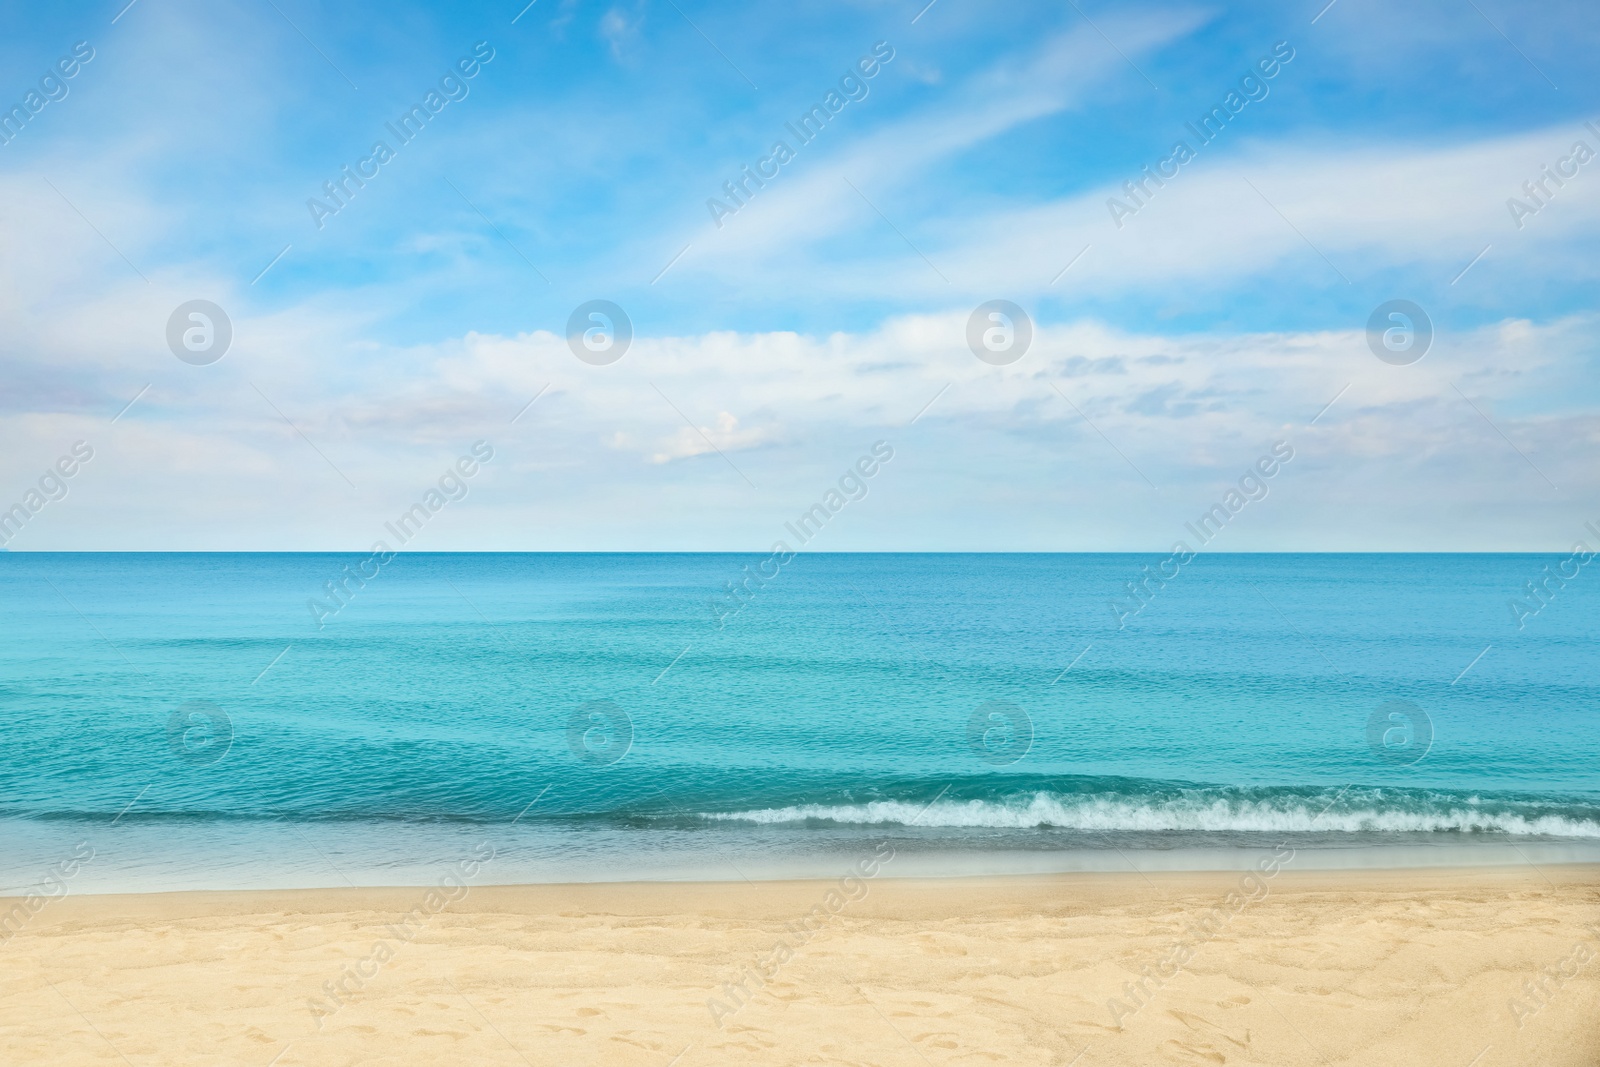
699,791,1600,838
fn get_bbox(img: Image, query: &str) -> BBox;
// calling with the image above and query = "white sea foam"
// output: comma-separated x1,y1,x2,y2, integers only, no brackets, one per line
700,793,1600,838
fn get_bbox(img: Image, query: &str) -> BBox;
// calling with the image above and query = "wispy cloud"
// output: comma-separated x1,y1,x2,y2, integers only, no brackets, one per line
0,0,1594,548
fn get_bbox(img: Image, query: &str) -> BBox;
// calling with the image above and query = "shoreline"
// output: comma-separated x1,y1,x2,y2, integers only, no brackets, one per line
7,858,1600,898
6,859,1599,903
5,866,1598,1065
6,834,1600,897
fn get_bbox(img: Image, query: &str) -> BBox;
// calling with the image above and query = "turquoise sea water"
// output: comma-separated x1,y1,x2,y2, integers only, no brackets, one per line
2,552,1598,891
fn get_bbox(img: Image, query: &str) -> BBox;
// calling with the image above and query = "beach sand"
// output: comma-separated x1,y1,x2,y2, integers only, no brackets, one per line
2,865,1597,1066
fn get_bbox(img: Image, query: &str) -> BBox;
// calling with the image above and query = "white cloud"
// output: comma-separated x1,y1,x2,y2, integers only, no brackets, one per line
2,305,1593,550
648,11,1211,280
1,3,1594,552
661,119,1600,299
647,410,779,464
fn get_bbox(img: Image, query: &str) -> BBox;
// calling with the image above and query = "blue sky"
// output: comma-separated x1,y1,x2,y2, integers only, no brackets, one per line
2,0,1598,549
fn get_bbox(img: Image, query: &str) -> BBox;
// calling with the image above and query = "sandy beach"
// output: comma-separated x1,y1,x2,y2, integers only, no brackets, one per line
2,866,1596,1066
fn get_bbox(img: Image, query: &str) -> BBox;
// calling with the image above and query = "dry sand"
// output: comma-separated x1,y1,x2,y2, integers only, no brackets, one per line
2,866,1597,1066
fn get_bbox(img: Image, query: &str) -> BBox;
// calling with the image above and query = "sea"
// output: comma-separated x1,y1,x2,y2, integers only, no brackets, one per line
2,552,1598,894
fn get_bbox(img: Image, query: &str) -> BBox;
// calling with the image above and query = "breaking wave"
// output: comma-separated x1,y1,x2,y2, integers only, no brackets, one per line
700,790,1600,838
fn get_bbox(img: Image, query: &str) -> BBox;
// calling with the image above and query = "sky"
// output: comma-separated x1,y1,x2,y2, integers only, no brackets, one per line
1,0,1597,550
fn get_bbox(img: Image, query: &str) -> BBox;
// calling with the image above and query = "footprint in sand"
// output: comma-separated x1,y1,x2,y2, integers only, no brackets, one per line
1164,1040,1227,1064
